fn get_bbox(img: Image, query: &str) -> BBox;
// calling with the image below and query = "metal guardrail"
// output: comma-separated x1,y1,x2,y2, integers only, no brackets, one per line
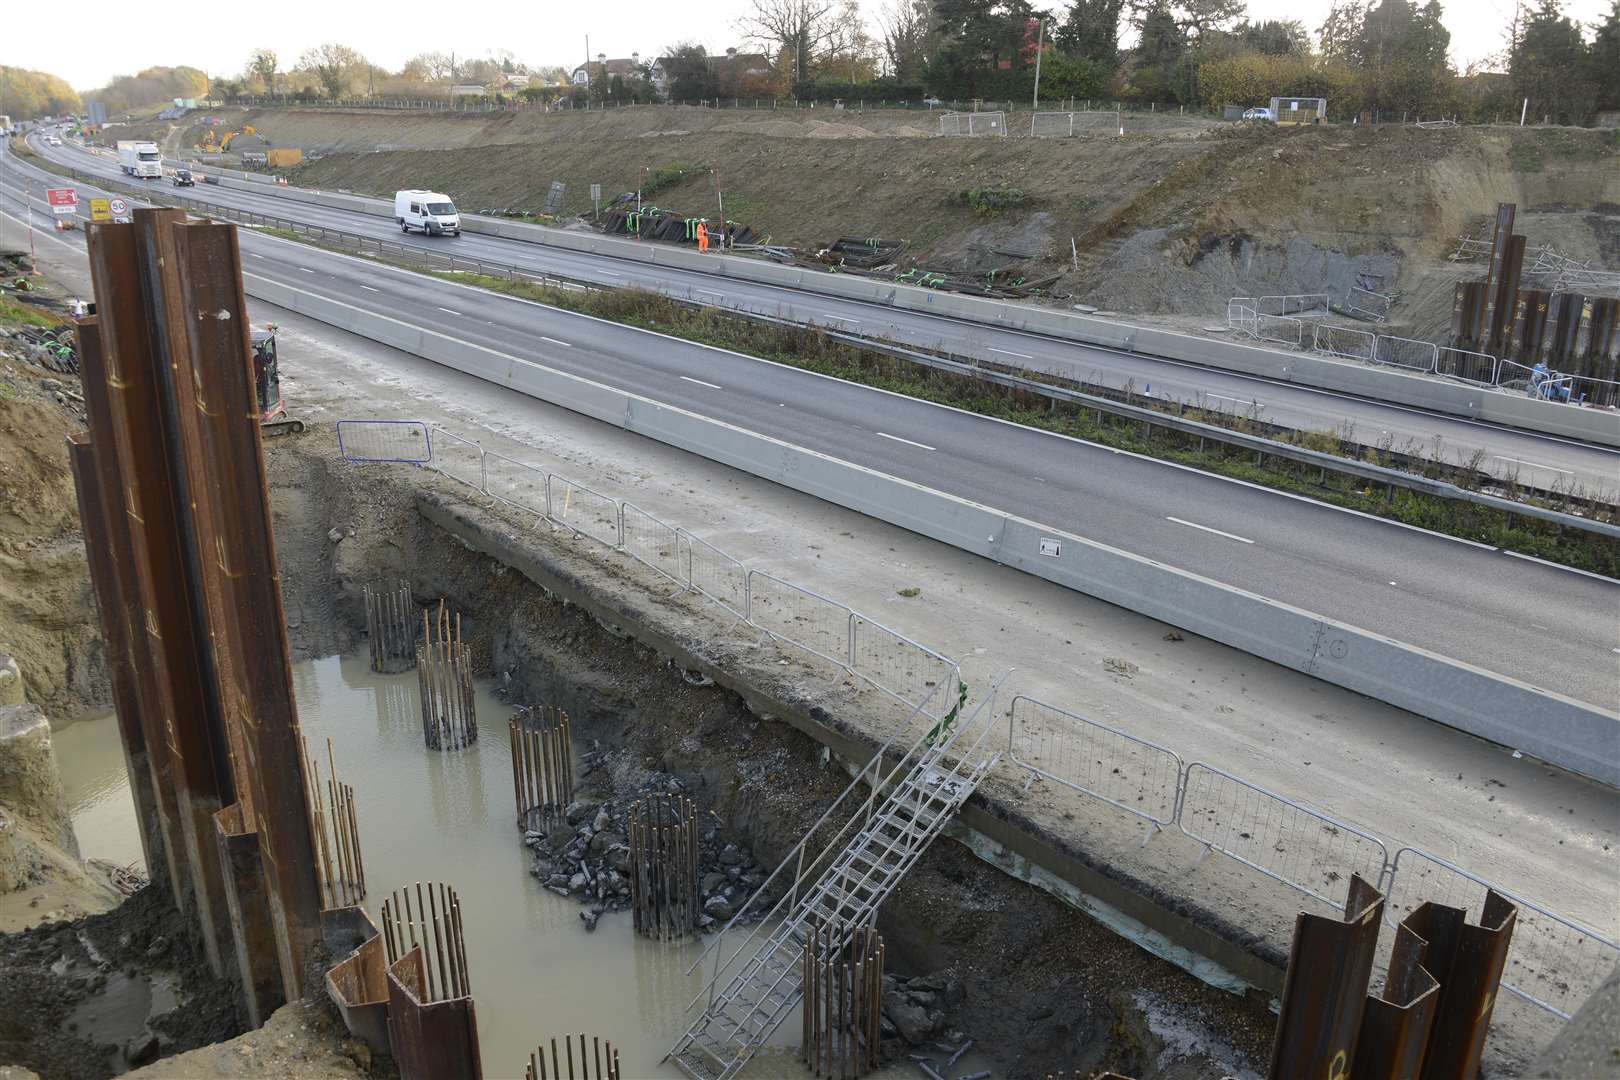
336,419,961,721
807,325,1620,540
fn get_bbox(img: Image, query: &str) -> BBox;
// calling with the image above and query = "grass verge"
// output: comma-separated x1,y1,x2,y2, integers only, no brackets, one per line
434,274,1619,577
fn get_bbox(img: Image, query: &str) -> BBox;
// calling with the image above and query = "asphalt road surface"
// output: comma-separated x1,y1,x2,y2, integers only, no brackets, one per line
30,134,1620,494
3,144,1616,714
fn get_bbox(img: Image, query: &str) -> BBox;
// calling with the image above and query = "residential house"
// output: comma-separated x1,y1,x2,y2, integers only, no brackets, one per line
571,53,646,88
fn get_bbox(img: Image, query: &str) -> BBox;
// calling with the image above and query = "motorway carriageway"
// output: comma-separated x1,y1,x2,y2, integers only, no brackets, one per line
29,135,1620,495
2,154,1617,714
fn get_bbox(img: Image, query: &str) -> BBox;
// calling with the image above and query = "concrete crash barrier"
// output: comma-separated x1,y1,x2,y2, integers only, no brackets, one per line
192,167,1620,444
251,273,1620,786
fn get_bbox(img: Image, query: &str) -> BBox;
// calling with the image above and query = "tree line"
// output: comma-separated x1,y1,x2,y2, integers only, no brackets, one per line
1,66,82,118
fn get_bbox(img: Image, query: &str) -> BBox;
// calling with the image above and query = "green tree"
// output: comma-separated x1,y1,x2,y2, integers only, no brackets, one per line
0,66,81,117
878,0,937,81
1236,18,1310,55
1318,0,1369,61
296,44,368,99
661,43,720,101
245,49,278,94
1590,0,1620,110
1511,0,1594,123
1055,0,1125,63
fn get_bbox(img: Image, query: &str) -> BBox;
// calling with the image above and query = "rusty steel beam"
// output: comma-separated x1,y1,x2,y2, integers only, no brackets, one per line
213,803,284,1027
1477,203,1516,345
1268,875,1384,1080
1493,234,1528,356
65,432,170,887
1410,894,1517,1080
387,947,484,1080
1353,922,1440,1079
136,209,323,1001
82,227,238,975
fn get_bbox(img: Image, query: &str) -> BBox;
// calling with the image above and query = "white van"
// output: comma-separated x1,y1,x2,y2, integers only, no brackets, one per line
395,190,461,236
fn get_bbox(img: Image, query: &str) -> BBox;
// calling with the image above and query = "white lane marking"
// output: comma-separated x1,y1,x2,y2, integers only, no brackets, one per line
840,318,862,326
990,347,1033,359
1502,550,1620,584
299,266,315,273
600,271,621,277
1492,455,1574,475
541,336,573,347
1613,648,1620,655
360,285,380,292
680,375,722,389
1165,516,1254,544
876,432,936,452
1206,393,1265,409
249,252,264,258
437,306,461,315
224,231,1563,562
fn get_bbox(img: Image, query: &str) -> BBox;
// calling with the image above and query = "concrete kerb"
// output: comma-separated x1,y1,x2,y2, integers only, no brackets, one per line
412,491,1289,1001
249,284,1620,785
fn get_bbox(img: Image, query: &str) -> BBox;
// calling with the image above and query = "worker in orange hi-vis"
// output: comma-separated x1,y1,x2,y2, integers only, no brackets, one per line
696,220,709,252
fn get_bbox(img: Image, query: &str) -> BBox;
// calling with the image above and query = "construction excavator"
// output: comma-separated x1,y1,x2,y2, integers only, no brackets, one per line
199,124,256,154
252,324,305,436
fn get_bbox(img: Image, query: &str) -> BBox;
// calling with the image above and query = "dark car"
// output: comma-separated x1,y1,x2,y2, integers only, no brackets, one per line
172,169,195,187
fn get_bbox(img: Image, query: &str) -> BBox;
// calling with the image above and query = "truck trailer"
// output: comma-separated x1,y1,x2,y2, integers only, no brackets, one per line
116,140,162,178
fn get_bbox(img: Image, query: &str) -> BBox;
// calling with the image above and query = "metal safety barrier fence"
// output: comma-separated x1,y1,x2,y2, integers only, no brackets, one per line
1178,762,1392,913
1382,847,1620,1020
1256,293,1331,317
939,111,1007,136
1029,110,1121,136
336,420,959,721
1374,335,1440,373
1312,323,1377,362
1255,313,1305,347
1434,346,1500,386
1007,695,1182,833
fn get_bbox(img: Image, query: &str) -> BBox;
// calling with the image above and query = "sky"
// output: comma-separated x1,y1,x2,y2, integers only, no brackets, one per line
2,0,1613,92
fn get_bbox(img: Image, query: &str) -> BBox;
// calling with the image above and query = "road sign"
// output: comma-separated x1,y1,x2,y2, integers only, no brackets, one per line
89,198,111,222
590,183,601,217
108,197,130,221
46,187,77,215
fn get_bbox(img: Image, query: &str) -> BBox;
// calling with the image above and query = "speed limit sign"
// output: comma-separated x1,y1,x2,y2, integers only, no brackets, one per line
108,197,130,222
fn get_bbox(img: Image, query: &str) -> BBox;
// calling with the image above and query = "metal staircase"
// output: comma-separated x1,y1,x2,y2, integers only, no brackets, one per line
666,677,1007,1080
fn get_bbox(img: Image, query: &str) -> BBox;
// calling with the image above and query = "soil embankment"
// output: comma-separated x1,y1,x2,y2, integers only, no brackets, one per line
202,104,1620,334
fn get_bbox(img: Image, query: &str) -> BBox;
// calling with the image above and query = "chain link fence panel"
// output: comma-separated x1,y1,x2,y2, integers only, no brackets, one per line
1373,335,1439,373
1313,324,1378,362
679,531,748,620
620,501,684,588
1255,314,1305,347
1434,347,1500,386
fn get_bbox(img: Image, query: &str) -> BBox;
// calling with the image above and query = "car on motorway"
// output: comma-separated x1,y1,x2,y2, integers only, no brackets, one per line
172,169,195,186
1242,107,1276,122
46,135,62,145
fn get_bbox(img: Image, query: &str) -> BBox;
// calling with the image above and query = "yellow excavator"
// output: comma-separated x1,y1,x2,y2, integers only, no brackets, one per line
199,124,255,154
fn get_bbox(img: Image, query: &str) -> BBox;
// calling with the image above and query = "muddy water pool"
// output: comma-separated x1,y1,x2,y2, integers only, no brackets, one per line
58,652,985,1078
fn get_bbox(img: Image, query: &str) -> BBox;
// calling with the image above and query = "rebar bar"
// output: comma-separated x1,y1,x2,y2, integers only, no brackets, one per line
802,921,884,1079
509,705,574,830
524,1034,622,1080
365,581,416,673
417,600,477,750
627,793,700,939
381,880,471,1003
303,736,366,910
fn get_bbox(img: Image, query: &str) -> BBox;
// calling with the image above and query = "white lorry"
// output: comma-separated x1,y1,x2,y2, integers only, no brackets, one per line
117,140,162,178
395,190,461,236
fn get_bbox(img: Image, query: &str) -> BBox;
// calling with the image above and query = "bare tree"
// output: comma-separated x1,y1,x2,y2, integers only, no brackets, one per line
737,0,843,83
297,44,367,98
878,0,935,80
402,52,455,82
244,48,278,94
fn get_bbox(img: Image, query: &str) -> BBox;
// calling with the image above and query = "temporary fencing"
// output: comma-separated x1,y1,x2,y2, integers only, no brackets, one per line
939,111,1006,136
1029,109,1121,137
336,420,432,464
339,418,1611,1024
1256,293,1331,317
1227,297,1612,410
1313,323,1377,362
1374,335,1440,373
337,420,960,721
1347,286,1394,322
1007,695,1182,832
1383,847,1620,1021
1178,762,1391,913
1434,346,1499,386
